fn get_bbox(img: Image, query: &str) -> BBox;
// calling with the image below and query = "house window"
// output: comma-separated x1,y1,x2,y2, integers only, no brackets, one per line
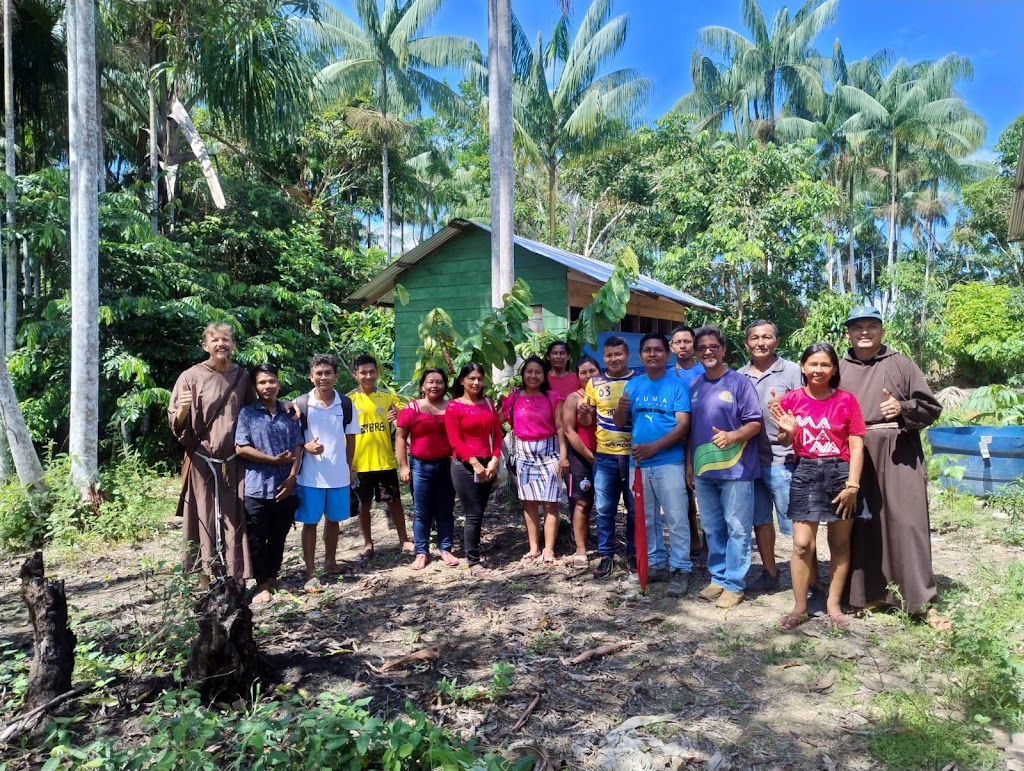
528,305,544,333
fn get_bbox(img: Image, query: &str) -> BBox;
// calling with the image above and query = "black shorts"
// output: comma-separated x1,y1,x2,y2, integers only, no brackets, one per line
787,457,870,523
566,448,595,502
355,469,402,505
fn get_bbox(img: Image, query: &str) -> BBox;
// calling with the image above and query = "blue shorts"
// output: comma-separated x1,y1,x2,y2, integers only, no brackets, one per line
295,485,351,525
752,464,794,535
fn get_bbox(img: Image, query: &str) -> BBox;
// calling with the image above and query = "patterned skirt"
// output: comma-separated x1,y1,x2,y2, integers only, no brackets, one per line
514,436,562,503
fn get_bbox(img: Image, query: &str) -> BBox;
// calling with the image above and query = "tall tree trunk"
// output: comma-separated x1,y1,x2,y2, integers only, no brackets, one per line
885,144,898,309
381,141,390,257
547,156,557,243
68,0,100,492
4,0,15,353
488,0,514,309
148,73,159,234
847,175,857,294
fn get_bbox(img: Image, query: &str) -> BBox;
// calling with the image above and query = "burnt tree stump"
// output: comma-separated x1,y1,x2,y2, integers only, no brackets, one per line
19,552,76,711
188,578,262,701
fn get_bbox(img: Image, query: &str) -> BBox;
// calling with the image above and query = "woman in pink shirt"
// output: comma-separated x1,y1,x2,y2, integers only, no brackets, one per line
772,343,867,632
545,340,581,402
396,368,458,571
445,362,503,577
503,356,565,564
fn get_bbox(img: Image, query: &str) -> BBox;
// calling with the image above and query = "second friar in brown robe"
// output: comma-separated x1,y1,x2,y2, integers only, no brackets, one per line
840,345,942,614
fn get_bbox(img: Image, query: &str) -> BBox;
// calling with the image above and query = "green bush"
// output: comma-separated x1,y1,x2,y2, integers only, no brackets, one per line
41,690,526,771
944,283,1024,384
0,454,174,553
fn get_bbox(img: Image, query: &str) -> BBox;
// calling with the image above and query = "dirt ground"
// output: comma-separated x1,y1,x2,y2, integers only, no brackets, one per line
1,483,1021,770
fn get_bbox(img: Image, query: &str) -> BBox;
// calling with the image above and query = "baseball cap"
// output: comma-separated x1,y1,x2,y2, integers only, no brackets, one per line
844,306,883,326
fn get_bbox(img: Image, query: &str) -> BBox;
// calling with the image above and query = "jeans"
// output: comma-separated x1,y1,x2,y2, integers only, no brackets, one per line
411,457,456,555
593,453,635,558
450,459,494,566
753,463,794,535
694,476,754,593
639,463,691,572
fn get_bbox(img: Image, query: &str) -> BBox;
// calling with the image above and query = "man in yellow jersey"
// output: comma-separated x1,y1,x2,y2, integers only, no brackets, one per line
350,354,414,560
582,336,642,578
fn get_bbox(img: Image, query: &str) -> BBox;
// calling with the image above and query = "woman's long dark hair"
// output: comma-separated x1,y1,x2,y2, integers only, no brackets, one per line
418,367,449,398
799,343,841,389
519,355,550,394
450,362,486,398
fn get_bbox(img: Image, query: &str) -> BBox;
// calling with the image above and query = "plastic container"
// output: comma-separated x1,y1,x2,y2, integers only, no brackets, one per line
927,425,1024,496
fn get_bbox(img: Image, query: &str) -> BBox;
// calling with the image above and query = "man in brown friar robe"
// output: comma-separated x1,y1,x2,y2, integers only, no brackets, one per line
839,307,944,620
169,323,252,585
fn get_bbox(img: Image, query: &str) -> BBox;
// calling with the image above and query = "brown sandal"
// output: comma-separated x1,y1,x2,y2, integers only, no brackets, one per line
469,563,491,578
778,612,809,631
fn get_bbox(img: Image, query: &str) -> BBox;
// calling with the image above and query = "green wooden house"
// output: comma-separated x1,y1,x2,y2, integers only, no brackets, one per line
347,219,719,381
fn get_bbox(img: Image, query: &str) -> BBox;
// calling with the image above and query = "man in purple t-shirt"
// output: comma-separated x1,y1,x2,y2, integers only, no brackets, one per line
686,327,762,609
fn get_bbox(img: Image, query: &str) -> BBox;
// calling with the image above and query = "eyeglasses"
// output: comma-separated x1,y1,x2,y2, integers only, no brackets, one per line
696,344,722,353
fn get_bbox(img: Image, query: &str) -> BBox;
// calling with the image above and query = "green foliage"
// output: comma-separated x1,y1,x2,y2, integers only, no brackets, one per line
944,283,1024,384
565,247,639,357
641,119,837,337
40,690,524,770
990,485,1024,547
0,454,173,553
943,562,1024,728
788,292,857,353
435,663,516,705
11,170,388,464
867,691,1000,770
954,386,1024,426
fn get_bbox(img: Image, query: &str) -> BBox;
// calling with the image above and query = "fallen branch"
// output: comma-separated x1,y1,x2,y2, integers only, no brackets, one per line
509,691,542,733
377,644,441,673
0,683,95,745
566,641,630,666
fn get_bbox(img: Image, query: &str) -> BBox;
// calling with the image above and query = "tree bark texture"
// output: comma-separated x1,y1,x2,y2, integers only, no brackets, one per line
4,0,15,352
188,578,263,702
19,552,76,712
488,0,514,309
68,0,100,490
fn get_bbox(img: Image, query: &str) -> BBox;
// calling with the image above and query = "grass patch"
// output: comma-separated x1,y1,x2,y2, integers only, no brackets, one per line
867,691,1000,770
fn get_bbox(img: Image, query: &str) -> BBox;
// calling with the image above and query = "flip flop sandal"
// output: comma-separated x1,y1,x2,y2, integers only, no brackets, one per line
520,553,541,564
469,564,490,578
778,612,809,631
354,549,375,563
570,555,589,567
539,556,556,566
827,612,850,630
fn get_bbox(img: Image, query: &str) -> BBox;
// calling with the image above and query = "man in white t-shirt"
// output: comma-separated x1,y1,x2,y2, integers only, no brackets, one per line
296,354,361,587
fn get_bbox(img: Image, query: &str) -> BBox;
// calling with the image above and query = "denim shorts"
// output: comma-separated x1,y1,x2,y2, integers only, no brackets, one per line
788,458,869,523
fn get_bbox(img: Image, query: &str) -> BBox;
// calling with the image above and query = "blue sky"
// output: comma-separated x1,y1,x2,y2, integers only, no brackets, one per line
330,0,1024,150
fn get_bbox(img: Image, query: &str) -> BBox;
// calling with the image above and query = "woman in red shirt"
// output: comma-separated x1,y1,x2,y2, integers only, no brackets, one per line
444,362,503,577
772,343,867,632
396,368,458,571
561,355,601,567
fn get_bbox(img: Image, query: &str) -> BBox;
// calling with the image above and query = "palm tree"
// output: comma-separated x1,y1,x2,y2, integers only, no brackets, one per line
513,0,649,241
674,50,751,144
307,0,481,258
687,0,836,142
840,55,985,305
68,0,100,492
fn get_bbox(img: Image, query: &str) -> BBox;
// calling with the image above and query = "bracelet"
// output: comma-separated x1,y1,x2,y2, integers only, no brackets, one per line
845,482,860,490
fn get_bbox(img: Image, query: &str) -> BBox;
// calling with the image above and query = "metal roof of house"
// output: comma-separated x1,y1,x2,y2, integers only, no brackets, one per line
346,219,721,312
